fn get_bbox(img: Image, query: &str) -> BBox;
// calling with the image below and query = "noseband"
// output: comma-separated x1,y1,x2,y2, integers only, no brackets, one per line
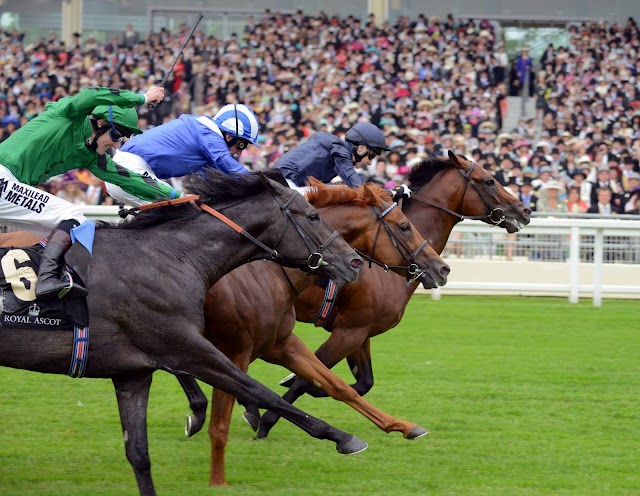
354,202,429,284
409,161,506,225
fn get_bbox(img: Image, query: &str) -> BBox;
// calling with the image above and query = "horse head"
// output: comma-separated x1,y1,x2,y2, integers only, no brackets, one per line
406,152,531,239
304,178,449,289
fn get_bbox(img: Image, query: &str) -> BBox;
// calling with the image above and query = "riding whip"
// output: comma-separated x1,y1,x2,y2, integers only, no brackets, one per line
148,13,204,109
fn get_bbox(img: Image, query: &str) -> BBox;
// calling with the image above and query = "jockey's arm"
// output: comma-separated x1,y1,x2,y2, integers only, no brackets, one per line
88,154,181,202
331,145,363,188
54,86,148,119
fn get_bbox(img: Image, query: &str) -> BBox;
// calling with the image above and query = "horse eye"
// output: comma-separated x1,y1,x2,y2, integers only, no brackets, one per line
307,211,320,222
399,222,412,232
486,179,495,186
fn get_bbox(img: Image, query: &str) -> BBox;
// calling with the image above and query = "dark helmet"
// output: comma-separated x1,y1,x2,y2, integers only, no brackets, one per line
345,122,391,151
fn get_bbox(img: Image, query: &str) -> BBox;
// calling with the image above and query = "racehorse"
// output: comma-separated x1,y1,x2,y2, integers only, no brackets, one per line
174,179,450,485
0,169,368,496
231,152,532,438
250,152,532,435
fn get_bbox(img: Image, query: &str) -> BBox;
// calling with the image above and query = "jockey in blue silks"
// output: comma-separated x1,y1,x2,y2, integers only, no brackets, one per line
275,121,411,202
107,103,260,206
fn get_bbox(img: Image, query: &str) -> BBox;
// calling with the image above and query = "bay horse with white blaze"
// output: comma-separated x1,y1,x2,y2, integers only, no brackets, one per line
0,169,367,496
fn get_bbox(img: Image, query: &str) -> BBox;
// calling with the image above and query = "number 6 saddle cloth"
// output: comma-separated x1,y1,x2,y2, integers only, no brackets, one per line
0,241,89,330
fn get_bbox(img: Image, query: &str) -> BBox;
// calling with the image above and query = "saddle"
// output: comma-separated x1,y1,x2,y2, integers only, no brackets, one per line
0,237,91,329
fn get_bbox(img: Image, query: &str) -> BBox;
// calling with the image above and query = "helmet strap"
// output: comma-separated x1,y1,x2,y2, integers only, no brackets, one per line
85,116,110,152
351,142,368,163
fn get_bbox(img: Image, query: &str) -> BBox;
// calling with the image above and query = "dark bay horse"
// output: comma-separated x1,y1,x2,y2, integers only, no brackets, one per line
175,179,449,485
0,169,368,496
238,151,532,437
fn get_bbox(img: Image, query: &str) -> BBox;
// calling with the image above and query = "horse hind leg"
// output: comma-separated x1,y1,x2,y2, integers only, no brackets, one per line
112,372,156,496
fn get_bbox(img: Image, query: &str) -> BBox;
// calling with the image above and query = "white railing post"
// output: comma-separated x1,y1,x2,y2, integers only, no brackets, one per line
568,226,580,303
593,228,604,307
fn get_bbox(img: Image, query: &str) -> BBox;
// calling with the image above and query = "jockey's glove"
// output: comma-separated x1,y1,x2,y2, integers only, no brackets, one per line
391,184,412,202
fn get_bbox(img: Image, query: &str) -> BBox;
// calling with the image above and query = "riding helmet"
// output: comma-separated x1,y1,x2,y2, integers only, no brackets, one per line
345,122,391,151
212,103,261,147
91,106,143,135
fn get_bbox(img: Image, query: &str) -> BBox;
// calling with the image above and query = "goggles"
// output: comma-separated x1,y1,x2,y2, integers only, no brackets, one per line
367,147,383,159
236,138,251,151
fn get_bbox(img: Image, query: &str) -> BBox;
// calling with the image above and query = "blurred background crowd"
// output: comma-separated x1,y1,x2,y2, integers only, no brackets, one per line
1,10,639,215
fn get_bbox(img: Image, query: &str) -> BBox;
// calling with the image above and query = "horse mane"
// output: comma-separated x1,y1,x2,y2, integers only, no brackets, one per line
304,178,387,208
100,168,287,230
406,155,456,190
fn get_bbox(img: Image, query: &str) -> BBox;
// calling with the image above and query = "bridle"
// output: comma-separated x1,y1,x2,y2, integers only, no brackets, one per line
408,161,506,225
354,202,429,284
119,190,340,273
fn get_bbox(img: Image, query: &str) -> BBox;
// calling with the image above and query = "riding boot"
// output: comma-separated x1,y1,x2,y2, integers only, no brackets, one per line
35,229,87,300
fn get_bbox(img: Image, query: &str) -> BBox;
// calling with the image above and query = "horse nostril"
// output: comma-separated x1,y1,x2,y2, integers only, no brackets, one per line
522,208,531,220
441,265,451,277
351,258,363,271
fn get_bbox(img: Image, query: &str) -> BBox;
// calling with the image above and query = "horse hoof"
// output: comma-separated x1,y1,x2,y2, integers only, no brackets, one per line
185,414,199,438
406,425,430,440
279,373,297,387
336,435,368,455
242,411,260,432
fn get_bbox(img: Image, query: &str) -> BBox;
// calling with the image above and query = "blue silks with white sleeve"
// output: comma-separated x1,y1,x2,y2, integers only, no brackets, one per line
120,114,250,179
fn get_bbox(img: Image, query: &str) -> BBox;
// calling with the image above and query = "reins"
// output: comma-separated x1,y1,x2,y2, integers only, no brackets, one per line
119,191,341,272
408,162,506,225
354,202,429,284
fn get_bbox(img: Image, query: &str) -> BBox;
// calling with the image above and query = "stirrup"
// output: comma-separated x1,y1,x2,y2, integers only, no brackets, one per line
58,270,88,298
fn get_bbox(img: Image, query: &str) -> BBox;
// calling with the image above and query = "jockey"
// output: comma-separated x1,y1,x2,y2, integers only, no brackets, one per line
275,121,412,202
107,103,260,206
0,86,168,300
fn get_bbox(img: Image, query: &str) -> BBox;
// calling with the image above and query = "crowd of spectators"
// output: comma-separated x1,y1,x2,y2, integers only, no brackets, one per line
1,10,639,215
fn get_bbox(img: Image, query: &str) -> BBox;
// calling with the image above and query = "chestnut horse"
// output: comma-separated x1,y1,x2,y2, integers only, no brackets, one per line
247,152,531,436
175,179,449,485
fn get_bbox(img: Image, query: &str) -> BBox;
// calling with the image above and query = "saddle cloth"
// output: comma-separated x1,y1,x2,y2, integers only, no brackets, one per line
0,237,90,329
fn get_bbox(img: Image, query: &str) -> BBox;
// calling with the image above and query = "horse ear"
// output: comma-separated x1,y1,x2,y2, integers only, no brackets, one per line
258,171,278,194
362,183,382,206
448,149,460,165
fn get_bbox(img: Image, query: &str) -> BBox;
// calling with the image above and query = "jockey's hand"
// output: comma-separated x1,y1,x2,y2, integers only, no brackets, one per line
392,184,412,202
144,86,165,106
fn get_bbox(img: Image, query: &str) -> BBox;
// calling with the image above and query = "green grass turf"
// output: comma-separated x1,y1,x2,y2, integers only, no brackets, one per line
0,296,638,496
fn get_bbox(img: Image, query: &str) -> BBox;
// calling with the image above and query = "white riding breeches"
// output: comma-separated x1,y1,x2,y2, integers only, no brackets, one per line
106,150,174,207
0,164,87,237
285,178,312,196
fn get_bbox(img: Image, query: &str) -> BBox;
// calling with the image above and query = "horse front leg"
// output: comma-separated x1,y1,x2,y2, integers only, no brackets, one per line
175,374,208,438
112,372,155,496
173,334,368,456
281,339,374,398
257,333,429,440
345,339,375,396
258,327,367,438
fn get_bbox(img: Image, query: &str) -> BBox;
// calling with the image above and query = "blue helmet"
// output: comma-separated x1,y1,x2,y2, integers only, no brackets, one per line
345,122,391,151
212,103,261,147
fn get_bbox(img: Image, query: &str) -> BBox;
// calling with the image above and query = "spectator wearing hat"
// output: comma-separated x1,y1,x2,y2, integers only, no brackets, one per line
519,177,538,211
537,180,568,214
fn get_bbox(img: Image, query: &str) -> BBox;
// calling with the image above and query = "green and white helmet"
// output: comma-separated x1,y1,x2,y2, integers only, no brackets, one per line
91,105,143,136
